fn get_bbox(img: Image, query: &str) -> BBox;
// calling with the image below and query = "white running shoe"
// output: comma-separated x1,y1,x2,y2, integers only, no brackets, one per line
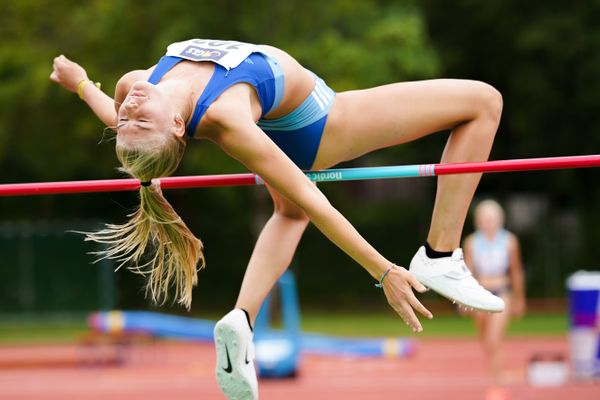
214,309,258,400
409,246,505,312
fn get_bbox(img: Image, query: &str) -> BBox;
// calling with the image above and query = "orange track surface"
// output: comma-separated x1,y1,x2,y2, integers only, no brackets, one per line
0,337,598,400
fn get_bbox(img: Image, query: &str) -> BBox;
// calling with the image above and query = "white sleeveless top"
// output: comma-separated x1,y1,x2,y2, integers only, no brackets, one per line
471,229,511,278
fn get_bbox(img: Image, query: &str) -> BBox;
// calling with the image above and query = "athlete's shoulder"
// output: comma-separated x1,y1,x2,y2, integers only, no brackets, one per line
506,230,519,246
116,70,149,92
118,69,148,84
463,233,476,249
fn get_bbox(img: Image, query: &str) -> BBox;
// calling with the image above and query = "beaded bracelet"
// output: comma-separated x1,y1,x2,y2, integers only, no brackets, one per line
375,264,397,288
77,79,101,100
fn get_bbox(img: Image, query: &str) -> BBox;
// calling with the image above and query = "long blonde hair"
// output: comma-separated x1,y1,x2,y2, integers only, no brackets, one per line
85,132,204,309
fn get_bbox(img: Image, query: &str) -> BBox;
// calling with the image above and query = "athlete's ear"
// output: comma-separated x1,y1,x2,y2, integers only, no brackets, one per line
172,113,186,138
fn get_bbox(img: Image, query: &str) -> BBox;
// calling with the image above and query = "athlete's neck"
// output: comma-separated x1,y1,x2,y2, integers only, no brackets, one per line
156,80,194,123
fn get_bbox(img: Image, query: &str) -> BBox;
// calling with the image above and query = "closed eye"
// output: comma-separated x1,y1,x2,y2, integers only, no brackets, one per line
116,120,152,131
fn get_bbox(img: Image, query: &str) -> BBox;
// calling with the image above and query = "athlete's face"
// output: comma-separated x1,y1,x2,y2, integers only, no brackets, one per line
117,81,182,140
475,206,503,235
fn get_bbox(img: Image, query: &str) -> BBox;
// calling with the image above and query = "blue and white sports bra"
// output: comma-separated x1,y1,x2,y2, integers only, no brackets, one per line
147,39,284,137
147,39,336,170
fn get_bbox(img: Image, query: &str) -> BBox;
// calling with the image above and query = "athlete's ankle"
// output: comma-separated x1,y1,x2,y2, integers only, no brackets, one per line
238,308,253,332
424,241,454,259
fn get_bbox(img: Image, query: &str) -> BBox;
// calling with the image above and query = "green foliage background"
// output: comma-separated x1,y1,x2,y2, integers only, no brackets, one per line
0,0,598,313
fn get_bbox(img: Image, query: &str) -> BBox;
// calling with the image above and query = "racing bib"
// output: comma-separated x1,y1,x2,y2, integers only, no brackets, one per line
165,39,266,70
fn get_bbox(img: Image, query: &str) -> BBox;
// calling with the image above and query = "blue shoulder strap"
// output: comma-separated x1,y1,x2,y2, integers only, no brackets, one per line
148,55,221,137
147,56,183,84
148,54,268,138
186,65,230,137
185,56,268,137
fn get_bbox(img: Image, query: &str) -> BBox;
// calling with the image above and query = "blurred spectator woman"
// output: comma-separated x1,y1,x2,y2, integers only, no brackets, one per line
463,199,526,398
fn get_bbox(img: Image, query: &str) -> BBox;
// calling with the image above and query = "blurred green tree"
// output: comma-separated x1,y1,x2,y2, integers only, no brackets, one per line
0,0,441,310
422,0,600,294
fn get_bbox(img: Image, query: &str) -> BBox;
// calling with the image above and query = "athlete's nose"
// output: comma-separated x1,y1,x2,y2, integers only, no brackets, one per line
124,99,139,112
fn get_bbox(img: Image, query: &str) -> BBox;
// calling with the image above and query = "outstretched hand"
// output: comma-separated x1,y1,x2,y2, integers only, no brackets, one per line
50,55,88,93
382,266,433,332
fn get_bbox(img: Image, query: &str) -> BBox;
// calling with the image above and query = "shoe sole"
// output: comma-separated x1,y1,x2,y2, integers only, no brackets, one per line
415,275,504,313
214,321,257,400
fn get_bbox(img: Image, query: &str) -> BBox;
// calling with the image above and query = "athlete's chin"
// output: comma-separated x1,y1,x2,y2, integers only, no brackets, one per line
130,80,158,93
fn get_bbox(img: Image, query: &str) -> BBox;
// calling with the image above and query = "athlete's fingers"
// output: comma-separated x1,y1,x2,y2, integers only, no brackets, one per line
390,304,410,330
399,303,423,333
54,55,66,66
383,267,429,332
407,291,433,319
387,294,423,333
386,296,411,331
407,272,428,293
49,71,59,82
52,60,65,77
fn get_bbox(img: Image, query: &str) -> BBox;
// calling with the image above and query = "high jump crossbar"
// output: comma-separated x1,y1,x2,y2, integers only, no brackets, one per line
1,154,599,197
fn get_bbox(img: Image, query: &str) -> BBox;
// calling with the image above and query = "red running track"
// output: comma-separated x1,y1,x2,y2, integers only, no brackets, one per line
0,337,598,400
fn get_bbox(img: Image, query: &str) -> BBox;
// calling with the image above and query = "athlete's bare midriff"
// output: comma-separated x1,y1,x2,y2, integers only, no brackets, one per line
256,45,315,119
479,275,510,291
259,47,346,171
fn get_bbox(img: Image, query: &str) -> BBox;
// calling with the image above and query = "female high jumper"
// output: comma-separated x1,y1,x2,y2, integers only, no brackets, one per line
51,38,504,400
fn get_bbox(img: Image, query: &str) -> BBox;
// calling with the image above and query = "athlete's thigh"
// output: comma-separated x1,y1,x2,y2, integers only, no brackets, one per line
315,79,496,166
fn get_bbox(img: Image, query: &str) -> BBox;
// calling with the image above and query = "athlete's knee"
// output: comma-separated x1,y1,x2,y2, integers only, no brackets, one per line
472,81,503,124
273,201,310,225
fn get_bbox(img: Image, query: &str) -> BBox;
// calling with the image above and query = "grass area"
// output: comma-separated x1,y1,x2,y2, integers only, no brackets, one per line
0,311,567,344
300,312,568,338
0,316,88,344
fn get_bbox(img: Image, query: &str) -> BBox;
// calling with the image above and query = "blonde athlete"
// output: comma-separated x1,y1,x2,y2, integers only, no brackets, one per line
51,39,504,399
464,200,525,399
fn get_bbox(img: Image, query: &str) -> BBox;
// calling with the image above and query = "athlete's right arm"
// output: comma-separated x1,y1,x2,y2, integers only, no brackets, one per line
50,55,117,127
210,100,432,332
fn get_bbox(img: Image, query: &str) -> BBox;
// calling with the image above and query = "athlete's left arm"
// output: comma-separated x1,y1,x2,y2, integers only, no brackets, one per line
508,234,526,317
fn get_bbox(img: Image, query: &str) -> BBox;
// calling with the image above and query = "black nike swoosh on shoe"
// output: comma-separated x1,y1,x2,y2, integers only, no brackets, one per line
223,345,233,373
245,347,250,365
